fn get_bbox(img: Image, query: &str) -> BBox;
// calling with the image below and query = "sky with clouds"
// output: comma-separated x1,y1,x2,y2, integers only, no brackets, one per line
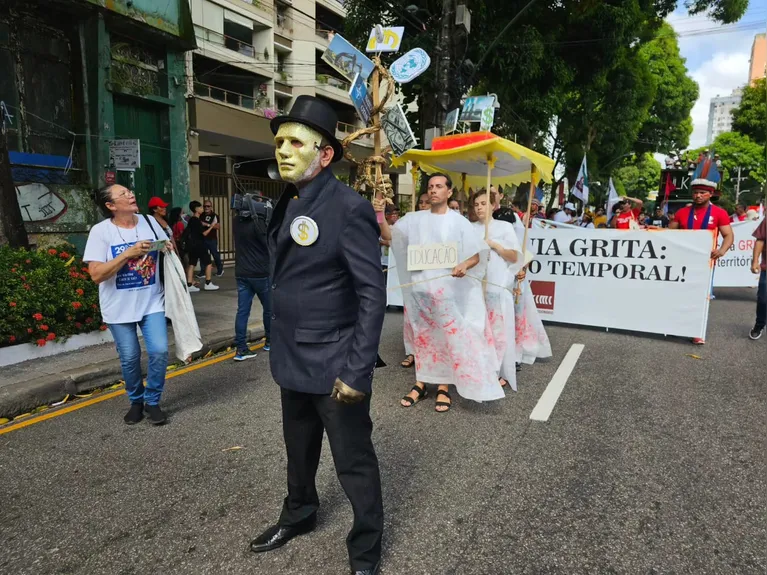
670,1,766,150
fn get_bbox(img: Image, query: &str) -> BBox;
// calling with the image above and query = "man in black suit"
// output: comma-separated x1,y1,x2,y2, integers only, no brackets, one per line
249,96,386,575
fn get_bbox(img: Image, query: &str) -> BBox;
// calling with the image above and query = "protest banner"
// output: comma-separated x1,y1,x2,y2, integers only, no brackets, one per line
713,219,762,288
527,227,714,338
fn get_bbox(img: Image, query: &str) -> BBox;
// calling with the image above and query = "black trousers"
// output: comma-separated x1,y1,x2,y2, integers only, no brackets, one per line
278,388,383,570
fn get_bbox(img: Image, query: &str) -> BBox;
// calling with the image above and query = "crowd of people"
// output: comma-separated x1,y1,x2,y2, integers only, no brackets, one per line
79,95,765,575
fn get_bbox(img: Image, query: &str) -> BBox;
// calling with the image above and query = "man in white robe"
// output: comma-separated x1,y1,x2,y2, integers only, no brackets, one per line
393,174,503,412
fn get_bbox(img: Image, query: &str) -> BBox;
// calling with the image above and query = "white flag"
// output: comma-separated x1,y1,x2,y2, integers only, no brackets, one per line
606,178,621,224
570,154,589,204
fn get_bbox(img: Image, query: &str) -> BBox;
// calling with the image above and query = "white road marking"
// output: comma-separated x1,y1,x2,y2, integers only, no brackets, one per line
529,344,584,422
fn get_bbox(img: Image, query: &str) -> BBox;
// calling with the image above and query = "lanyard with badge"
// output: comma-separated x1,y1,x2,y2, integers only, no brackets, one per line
687,204,712,230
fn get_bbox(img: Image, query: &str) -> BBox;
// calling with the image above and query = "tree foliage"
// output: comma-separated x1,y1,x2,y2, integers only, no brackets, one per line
343,0,747,190
612,153,662,201
690,131,766,205
731,77,767,146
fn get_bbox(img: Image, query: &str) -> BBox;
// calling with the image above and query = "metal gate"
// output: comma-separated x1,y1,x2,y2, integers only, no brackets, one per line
200,172,285,263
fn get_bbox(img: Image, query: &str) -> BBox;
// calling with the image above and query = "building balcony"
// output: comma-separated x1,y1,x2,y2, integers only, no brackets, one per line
274,13,294,37
274,32,293,51
336,121,373,148
194,82,274,117
274,80,293,97
194,25,274,78
315,28,332,50
317,0,347,18
315,74,351,104
232,0,275,27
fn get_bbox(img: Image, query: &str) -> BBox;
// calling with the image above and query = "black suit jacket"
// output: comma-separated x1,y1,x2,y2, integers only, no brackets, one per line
267,168,386,394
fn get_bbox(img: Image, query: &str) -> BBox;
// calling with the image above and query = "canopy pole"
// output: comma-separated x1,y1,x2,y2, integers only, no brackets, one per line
410,163,419,212
484,154,495,240
461,172,467,211
517,164,537,304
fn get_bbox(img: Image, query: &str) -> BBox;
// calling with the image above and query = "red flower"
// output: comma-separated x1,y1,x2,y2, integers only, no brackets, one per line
67,315,73,321
9,302,16,308
36,339,47,347
20,275,26,280
48,249,57,256
76,288,84,296
75,322,83,329
25,259,31,264
92,304,98,310
27,328,33,334
46,332,56,341
59,251,70,259
11,267,17,273
72,302,82,310
40,324,49,331
33,313,43,320
99,324,108,331
9,336,16,343
81,267,89,273
23,284,30,290
85,317,93,324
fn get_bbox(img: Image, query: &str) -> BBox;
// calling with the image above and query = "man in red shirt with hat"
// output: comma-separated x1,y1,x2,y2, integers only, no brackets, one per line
669,154,733,344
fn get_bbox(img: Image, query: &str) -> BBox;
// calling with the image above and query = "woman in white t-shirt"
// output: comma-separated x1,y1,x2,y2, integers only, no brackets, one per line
84,184,170,426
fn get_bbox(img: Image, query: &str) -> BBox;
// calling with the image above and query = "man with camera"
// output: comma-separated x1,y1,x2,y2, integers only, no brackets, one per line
232,193,272,360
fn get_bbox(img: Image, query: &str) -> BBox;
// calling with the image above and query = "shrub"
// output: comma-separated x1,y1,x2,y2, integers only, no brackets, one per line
1,244,104,348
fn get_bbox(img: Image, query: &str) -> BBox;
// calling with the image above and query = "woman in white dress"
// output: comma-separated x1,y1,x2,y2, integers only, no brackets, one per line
510,211,553,364
470,189,523,390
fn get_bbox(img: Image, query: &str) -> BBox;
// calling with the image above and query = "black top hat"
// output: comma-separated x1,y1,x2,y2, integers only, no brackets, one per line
270,96,344,163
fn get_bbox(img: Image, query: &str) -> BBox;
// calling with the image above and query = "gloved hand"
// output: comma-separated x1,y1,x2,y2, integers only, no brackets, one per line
331,378,366,405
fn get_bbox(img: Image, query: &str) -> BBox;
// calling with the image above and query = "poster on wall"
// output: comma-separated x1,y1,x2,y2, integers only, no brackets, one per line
109,139,141,170
526,227,715,339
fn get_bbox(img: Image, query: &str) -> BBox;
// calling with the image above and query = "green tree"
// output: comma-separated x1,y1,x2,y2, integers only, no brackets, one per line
731,77,767,145
635,23,699,154
612,153,662,201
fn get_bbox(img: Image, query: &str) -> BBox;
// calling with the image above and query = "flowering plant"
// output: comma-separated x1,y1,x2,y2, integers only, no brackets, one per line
1,244,104,348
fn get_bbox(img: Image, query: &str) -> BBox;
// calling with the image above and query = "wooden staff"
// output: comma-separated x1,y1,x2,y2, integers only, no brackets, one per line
516,164,537,304
410,162,419,212
484,154,496,240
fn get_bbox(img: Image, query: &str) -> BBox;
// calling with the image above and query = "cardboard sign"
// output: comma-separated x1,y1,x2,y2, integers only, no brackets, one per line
382,104,417,157
390,48,431,83
349,74,373,125
322,34,375,82
479,106,495,131
459,96,496,123
366,26,405,53
407,242,459,271
444,108,459,134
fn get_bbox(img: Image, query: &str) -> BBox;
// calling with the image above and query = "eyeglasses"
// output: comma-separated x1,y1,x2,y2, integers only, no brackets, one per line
109,189,135,202
203,204,212,208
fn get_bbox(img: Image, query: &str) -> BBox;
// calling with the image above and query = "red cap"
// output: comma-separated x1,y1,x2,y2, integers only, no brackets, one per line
148,197,169,209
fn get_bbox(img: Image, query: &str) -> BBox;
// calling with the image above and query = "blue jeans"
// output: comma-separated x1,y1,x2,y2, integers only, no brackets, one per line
108,312,169,406
757,270,766,329
235,277,272,352
205,238,223,274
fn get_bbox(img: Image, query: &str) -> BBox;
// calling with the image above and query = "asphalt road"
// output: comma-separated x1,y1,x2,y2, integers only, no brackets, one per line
1,290,765,575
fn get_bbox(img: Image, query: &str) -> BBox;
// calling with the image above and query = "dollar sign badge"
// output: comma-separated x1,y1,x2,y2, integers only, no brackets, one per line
298,221,310,242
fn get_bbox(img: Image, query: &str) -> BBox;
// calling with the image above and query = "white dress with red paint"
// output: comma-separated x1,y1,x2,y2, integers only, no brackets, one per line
392,210,503,402
472,219,522,390
511,220,553,364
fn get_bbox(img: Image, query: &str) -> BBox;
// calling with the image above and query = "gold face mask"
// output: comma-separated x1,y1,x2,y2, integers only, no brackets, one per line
274,122,323,183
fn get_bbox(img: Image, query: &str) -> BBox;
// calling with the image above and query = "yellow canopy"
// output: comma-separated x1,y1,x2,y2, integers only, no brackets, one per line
391,133,555,188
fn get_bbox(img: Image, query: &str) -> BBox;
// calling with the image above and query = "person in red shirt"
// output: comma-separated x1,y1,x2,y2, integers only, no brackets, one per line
669,155,734,344
731,203,747,223
610,197,643,229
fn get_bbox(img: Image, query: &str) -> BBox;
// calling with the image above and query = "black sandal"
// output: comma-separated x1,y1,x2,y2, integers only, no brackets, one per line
401,384,427,407
400,354,415,368
435,389,452,413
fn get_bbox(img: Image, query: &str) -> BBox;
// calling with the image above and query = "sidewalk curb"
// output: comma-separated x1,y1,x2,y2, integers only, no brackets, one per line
0,324,265,419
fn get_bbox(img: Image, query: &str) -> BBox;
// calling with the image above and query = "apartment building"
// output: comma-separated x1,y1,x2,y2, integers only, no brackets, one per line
705,88,742,145
749,33,766,85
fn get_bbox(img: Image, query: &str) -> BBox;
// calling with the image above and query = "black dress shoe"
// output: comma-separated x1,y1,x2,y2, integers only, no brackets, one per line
249,521,315,553
351,562,380,575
